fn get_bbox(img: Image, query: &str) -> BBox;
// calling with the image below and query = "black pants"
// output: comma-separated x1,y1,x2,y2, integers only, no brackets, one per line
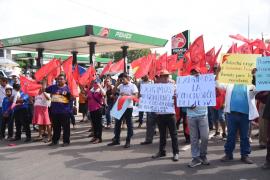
14,108,31,139
266,119,270,162
51,113,70,144
157,114,179,154
114,108,133,142
69,112,76,125
1,115,13,138
90,109,103,140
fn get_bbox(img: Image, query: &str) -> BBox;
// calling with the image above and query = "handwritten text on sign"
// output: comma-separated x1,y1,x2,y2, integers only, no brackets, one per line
176,74,216,107
138,83,175,113
256,57,270,91
218,54,260,84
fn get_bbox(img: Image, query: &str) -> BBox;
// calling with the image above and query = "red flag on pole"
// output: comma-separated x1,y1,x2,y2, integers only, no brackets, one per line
72,65,80,83
227,43,238,53
229,34,251,44
148,54,157,80
100,60,113,77
35,59,59,81
20,76,42,96
79,66,96,86
237,43,252,54
134,56,151,79
156,53,167,73
62,56,79,97
47,59,61,85
167,54,178,73
109,59,124,73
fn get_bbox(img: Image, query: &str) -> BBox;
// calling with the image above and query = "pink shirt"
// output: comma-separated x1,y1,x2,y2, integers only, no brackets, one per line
87,89,103,112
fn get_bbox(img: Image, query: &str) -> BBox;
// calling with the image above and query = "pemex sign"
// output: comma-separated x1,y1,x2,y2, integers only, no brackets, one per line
171,30,190,59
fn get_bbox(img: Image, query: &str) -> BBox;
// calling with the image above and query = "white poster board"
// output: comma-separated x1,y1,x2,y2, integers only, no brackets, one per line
176,74,216,107
138,83,175,113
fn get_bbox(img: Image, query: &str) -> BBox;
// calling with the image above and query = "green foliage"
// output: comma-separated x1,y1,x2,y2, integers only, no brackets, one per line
99,49,151,63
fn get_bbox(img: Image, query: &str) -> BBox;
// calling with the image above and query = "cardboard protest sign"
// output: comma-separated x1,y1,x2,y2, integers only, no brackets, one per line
138,83,175,113
256,56,270,91
110,97,131,120
176,74,216,107
218,54,260,84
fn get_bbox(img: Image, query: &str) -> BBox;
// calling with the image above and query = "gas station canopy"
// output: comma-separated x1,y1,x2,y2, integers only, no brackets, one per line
0,25,168,54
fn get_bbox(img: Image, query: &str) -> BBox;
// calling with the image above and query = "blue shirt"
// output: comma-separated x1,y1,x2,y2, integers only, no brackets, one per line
14,92,29,111
187,106,208,117
46,85,71,114
230,84,249,114
2,96,13,115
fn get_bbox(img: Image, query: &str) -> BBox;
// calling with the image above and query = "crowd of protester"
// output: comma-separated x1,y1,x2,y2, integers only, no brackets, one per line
0,67,269,170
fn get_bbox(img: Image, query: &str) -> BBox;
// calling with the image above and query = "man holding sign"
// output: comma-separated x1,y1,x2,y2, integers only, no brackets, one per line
107,73,138,148
151,70,179,162
177,68,214,168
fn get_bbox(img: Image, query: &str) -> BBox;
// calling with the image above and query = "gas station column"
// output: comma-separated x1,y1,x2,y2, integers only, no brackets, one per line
88,42,96,66
71,51,78,65
121,46,128,73
36,48,44,68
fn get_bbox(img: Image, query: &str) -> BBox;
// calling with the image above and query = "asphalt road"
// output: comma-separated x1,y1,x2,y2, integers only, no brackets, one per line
0,116,269,180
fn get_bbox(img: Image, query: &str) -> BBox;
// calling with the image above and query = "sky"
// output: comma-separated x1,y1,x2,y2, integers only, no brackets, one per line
0,0,270,54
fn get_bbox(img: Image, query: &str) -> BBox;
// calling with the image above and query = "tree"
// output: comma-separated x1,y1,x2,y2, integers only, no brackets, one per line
99,49,151,63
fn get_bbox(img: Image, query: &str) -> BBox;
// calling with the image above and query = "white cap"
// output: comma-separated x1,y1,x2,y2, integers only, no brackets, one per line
5,84,13,89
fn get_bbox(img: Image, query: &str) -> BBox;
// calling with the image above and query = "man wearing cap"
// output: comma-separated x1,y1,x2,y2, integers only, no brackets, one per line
107,73,138,148
151,69,179,162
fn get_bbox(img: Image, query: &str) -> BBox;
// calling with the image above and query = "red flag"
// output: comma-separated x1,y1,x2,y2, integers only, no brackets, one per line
227,43,238,53
47,59,61,85
205,47,215,73
131,57,143,70
176,59,184,76
134,55,151,79
109,59,124,73
62,56,73,75
183,35,205,75
156,53,167,73
148,54,157,80
229,34,251,44
167,54,178,72
72,65,80,83
79,66,96,86
237,43,252,54
20,75,42,96
62,56,79,97
100,60,113,77
35,59,59,81
117,96,139,111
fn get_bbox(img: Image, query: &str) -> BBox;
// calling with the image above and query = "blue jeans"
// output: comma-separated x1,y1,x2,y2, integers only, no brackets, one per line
225,112,251,157
114,108,133,142
105,104,113,125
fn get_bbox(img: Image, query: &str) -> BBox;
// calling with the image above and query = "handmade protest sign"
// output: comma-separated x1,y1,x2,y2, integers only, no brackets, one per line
256,57,270,91
218,54,260,84
137,83,175,113
110,97,131,120
176,74,216,107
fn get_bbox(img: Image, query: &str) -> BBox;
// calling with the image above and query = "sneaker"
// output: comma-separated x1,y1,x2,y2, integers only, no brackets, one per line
262,161,270,170
200,156,210,165
220,155,233,162
124,141,131,148
140,141,152,145
241,156,253,164
222,133,227,139
107,141,120,146
249,137,253,143
172,154,179,162
188,158,202,168
213,132,220,137
48,142,58,146
24,138,31,143
61,143,70,147
152,152,166,159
